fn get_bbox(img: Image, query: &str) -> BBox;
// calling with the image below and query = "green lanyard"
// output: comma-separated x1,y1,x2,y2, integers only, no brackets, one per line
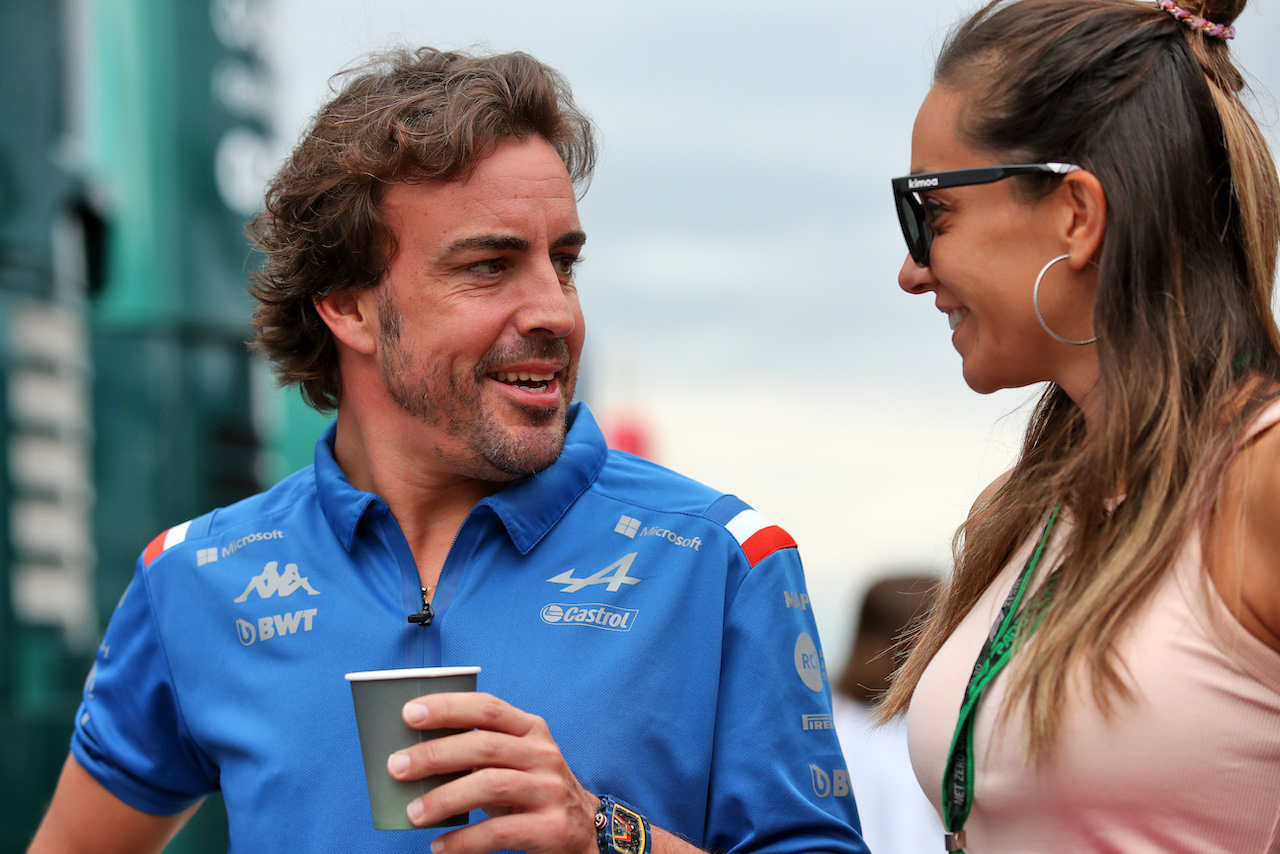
941,503,1062,853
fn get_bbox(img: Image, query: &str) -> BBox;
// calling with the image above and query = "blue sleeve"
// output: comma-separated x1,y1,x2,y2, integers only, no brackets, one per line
707,545,869,854
70,557,218,815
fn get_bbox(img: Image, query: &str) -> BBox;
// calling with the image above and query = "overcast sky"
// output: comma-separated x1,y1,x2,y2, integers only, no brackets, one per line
255,0,1280,663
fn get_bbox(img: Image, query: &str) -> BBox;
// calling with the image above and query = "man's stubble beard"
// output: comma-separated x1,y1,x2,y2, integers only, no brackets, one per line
375,288,575,480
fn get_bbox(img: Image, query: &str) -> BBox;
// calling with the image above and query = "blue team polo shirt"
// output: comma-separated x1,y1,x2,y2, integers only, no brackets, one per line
71,403,867,853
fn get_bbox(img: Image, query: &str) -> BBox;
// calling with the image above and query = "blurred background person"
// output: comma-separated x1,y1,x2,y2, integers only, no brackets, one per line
832,574,942,854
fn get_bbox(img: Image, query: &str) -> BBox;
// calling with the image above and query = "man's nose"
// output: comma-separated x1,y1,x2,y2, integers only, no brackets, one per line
517,260,577,338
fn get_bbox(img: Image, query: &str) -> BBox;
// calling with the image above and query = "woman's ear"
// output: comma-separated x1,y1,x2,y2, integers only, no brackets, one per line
1061,170,1107,270
314,289,380,356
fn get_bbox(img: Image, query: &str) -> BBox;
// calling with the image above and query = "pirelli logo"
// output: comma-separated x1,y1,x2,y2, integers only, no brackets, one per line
802,714,834,731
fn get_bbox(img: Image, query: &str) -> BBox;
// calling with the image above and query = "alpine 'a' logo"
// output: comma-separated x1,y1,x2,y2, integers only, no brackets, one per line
234,561,320,602
908,177,940,189
546,553,642,593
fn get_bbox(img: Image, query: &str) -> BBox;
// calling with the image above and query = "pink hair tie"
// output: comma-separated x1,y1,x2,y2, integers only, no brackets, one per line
1159,0,1236,40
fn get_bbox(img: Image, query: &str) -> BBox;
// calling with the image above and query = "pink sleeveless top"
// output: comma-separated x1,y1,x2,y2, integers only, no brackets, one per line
907,400,1280,853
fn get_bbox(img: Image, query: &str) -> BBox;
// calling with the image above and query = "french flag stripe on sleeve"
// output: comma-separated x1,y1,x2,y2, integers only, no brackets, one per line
725,509,797,567
142,520,193,567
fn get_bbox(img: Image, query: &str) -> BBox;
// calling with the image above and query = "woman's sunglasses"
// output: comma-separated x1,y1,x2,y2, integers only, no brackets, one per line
890,163,1081,267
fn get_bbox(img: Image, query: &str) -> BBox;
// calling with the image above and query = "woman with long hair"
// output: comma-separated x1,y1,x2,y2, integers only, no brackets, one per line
882,1,1280,851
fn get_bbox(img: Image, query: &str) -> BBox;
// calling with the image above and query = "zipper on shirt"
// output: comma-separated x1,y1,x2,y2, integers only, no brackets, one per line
407,587,433,626
386,504,489,667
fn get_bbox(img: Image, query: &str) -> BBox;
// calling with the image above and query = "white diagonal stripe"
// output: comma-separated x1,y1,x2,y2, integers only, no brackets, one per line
725,509,771,545
163,520,193,551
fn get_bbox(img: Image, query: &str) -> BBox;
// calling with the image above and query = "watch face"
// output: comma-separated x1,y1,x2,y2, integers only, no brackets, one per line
605,801,649,854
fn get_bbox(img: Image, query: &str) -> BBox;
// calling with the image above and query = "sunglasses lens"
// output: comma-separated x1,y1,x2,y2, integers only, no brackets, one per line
897,193,930,265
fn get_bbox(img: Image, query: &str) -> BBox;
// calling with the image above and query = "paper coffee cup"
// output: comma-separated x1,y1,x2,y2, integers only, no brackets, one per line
345,666,481,830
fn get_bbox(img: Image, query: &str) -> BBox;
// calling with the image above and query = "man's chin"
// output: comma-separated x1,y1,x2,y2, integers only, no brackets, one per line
476,420,570,479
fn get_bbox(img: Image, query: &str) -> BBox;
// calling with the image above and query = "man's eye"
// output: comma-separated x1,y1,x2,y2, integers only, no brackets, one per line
468,259,507,276
553,254,583,276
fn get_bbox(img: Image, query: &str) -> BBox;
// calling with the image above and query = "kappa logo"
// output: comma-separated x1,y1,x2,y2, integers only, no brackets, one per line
794,632,826,693
615,515,641,538
546,553,642,593
234,561,320,603
236,609,318,646
540,603,638,632
809,765,852,799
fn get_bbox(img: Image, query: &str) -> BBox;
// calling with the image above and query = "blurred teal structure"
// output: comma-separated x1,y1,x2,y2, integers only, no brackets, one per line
0,0,324,849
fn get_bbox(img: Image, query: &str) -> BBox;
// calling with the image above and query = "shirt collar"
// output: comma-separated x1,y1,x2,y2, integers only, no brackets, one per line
481,402,608,554
313,401,608,554
313,421,382,551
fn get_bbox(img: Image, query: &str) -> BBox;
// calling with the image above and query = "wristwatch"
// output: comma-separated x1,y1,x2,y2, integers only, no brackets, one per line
594,795,651,854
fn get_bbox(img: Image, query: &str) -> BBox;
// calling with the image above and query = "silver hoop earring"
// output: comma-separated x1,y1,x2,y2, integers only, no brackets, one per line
1033,254,1097,346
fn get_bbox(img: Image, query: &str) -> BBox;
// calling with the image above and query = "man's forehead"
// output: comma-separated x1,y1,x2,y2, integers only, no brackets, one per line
389,137,574,203
381,186,582,232
381,181,583,259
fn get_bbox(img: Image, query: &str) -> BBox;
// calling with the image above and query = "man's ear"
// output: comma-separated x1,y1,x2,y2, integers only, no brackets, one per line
1060,170,1107,271
314,289,379,356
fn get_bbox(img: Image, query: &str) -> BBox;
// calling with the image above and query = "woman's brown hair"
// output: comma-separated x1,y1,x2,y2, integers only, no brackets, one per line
880,0,1280,757
248,47,597,411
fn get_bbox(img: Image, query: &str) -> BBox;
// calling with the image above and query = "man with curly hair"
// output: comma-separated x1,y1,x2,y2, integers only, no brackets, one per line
29,48,865,854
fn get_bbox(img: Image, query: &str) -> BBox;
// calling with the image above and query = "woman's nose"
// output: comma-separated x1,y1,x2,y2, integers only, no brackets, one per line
898,254,936,295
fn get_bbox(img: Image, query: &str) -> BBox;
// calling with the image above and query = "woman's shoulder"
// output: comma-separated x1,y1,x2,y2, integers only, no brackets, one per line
972,469,1014,518
1211,398,1280,653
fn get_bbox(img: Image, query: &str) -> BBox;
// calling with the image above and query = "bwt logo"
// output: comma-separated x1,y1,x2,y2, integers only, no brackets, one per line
540,603,638,632
794,632,826,693
237,609,317,646
809,765,852,799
